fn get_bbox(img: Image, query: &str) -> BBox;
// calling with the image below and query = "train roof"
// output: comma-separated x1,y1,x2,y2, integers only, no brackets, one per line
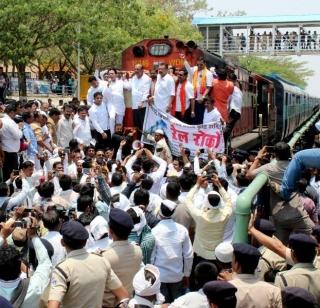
265,73,306,96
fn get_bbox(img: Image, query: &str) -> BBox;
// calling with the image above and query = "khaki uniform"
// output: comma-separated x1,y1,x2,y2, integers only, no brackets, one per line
47,117,57,145
102,240,142,308
31,122,43,143
230,274,282,308
275,263,320,303
48,248,122,308
257,246,287,281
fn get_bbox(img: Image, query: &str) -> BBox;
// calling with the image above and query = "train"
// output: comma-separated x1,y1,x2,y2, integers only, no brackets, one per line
121,37,320,148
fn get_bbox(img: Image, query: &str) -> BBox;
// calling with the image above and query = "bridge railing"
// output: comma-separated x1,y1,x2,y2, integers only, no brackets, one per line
233,110,320,243
199,35,320,55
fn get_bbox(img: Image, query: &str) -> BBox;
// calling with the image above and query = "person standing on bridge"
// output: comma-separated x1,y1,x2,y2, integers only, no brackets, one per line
181,54,213,124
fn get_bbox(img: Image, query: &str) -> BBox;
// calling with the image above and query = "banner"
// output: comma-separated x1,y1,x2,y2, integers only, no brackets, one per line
142,105,225,156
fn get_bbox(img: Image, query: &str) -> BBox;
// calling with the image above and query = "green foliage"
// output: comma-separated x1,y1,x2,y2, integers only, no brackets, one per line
238,56,314,88
0,0,203,86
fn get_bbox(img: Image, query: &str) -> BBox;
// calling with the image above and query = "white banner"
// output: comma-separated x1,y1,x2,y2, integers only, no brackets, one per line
142,105,225,156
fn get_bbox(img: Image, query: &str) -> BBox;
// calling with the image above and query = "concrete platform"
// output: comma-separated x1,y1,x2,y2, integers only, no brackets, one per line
231,127,270,150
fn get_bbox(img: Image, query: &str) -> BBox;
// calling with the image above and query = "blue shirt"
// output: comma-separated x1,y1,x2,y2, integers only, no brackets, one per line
23,123,38,156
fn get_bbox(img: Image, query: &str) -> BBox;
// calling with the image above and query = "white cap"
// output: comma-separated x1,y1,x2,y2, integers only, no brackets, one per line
215,242,234,263
161,199,177,211
90,216,109,241
155,129,164,135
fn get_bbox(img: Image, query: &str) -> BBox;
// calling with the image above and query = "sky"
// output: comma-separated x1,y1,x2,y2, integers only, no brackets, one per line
198,0,320,96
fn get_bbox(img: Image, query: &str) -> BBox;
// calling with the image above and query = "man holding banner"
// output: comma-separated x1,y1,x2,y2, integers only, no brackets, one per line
142,105,225,156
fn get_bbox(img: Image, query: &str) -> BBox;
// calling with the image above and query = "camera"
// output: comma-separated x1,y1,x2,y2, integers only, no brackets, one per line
14,217,32,228
199,149,205,154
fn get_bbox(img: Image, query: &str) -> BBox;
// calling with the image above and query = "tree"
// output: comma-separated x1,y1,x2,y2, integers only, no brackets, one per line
0,0,203,95
144,0,210,21
0,0,77,96
238,56,314,88
56,0,202,73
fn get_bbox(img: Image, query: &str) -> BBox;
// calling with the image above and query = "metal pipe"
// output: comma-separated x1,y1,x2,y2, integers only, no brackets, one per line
233,110,320,243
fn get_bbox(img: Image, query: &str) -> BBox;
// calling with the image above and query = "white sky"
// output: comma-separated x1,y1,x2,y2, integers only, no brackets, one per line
200,0,320,96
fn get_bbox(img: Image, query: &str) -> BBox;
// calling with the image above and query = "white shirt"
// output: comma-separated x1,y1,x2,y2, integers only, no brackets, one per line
154,74,175,112
169,289,209,308
229,85,243,114
315,119,320,132
56,116,73,148
175,81,194,112
0,114,22,152
184,62,213,100
88,102,109,133
86,237,111,253
42,231,66,266
129,73,152,109
58,189,79,209
222,187,238,243
86,82,105,106
129,296,162,308
203,107,222,124
126,155,167,195
41,125,53,149
110,186,131,211
73,116,92,146
151,219,193,283
102,79,126,115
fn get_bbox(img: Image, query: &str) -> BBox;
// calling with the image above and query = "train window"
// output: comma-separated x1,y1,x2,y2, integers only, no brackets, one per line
149,43,172,56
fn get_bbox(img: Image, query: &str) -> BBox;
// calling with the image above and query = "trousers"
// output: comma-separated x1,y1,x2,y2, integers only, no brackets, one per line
281,149,320,200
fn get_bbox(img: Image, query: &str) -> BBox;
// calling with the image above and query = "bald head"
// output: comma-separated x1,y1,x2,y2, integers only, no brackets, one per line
134,64,144,78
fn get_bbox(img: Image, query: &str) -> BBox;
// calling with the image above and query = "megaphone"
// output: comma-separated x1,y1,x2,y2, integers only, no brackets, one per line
132,140,143,151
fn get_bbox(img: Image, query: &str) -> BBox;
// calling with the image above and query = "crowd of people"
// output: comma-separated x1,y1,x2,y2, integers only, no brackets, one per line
215,28,320,52
0,57,318,308
87,55,241,145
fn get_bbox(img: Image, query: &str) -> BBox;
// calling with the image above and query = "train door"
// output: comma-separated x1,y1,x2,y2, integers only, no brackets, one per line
256,81,269,126
282,92,288,140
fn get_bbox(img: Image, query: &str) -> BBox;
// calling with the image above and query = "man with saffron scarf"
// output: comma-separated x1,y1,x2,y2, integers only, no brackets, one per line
171,69,195,124
182,55,213,124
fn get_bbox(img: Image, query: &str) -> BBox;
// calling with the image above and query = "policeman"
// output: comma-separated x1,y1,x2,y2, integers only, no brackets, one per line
227,243,282,307
203,280,238,308
102,208,142,308
282,287,317,308
253,219,287,282
48,220,129,308
274,233,320,303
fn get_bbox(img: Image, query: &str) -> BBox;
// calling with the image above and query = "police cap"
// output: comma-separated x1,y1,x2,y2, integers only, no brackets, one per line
109,208,134,238
233,243,261,259
203,281,237,306
60,220,89,241
288,233,317,251
282,287,317,308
